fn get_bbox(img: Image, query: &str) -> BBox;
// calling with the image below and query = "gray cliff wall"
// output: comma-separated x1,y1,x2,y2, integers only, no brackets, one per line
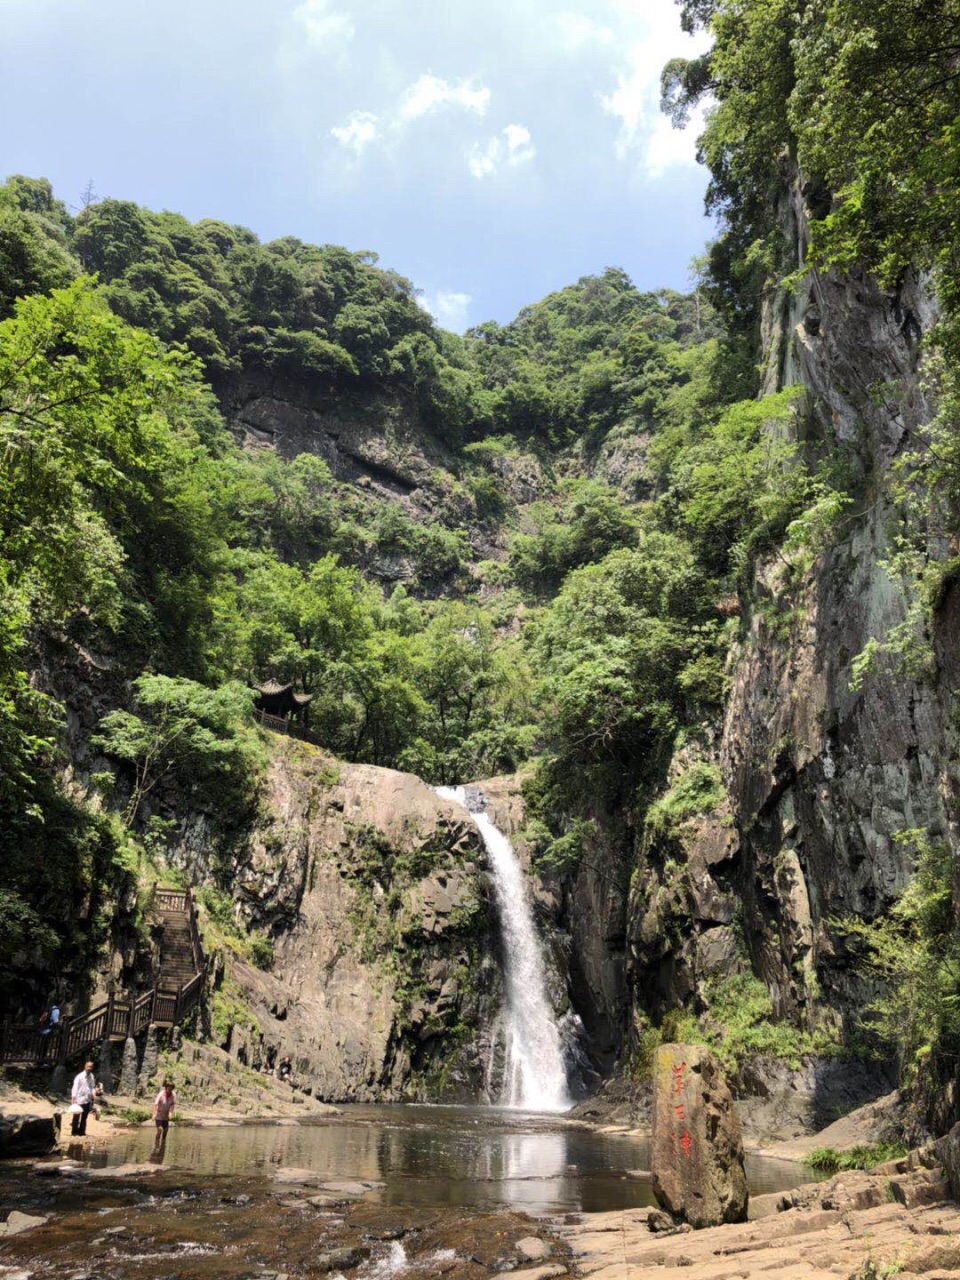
630,176,960,1061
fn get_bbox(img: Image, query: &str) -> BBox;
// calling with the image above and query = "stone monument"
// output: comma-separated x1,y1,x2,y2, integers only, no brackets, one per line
651,1042,748,1227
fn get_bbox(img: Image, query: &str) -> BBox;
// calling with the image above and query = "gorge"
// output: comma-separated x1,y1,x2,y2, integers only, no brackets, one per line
2,0,960,1181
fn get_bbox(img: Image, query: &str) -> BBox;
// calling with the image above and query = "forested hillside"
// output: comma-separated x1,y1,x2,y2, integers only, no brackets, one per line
2,0,960,1128
0,179,755,1009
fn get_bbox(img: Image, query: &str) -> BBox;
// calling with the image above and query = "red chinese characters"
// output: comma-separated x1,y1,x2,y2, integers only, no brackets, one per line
669,1059,694,1160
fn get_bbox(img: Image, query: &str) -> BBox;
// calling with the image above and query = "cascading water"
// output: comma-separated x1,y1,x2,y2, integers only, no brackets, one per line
436,785,570,1113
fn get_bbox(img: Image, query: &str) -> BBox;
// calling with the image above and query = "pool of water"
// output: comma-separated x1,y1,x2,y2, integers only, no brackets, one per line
89,1104,809,1215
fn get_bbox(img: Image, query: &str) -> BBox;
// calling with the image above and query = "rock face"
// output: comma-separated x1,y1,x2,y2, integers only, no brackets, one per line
651,1043,748,1228
629,173,960,1129
189,743,499,1102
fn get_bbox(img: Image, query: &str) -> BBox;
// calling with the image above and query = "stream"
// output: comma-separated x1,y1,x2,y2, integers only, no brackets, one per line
0,1106,816,1279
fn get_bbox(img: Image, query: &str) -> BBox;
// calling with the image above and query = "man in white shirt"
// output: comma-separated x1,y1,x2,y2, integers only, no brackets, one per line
70,1060,97,1136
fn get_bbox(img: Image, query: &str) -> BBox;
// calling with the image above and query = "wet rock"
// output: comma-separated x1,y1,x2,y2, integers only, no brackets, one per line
308,1245,370,1273
274,1166,325,1185
651,1043,748,1228
0,1113,58,1157
33,1159,81,1176
86,1160,162,1178
1,1210,48,1236
516,1237,550,1260
509,1267,566,1280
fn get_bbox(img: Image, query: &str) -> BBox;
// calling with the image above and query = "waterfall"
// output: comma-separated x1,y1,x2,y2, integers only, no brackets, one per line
436,786,570,1113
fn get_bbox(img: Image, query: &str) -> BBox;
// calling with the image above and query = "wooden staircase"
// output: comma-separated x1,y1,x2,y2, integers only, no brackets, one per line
0,886,206,1065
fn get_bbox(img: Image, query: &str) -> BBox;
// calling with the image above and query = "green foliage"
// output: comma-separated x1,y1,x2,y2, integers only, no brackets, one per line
114,1106,151,1125
801,1143,907,1174
661,389,806,575
210,980,260,1047
833,830,960,1082
674,972,840,1071
0,176,76,316
645,763,725,842
94,675,263,827
530,534,724,812
526,816,598,876
510,480,638,591
197,885,274,969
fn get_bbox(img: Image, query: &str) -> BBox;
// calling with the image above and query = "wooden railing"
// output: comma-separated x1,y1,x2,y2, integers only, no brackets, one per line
0,891,207,1067
155,888,188,912
155,885,204,976
253,707,318,745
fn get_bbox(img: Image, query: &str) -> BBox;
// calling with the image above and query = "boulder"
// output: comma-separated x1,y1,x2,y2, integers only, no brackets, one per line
0,1210,48,1236
0,1113,58,1158
650,1043,748,1228
516,1237,550,1260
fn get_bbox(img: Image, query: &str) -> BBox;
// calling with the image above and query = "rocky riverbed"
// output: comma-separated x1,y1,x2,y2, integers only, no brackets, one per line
0,1102,824,1279
563,1156,960,1280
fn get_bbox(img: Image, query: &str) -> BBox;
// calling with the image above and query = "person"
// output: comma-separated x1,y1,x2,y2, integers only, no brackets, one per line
152,1079,177,1150
70,1060,97,1137
38,1002,59,1062
39,1003,59,1036
278,1055,293,1085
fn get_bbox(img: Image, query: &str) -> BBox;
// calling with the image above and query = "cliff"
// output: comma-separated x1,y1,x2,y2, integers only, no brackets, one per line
627,175,958,1117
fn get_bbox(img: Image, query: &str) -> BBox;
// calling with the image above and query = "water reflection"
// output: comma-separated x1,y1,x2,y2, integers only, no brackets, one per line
95,1104,809,1216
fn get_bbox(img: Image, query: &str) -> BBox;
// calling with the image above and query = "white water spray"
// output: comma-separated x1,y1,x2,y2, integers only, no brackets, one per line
436,786,570,1113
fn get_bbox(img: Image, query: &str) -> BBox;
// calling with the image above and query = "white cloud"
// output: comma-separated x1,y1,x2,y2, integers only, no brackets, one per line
598,2,711,177
330,110,380,154
420,290,473,333
291,0,354,49
329,72,493,167
556,12,614,51
398,73,491,123
467,123,536,179
643,104,708,178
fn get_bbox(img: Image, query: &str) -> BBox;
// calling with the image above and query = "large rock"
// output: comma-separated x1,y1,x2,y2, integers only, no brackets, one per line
934,1121,960,1201
0,1113,58,1158
651,1043,748,1227
184,748,497,1103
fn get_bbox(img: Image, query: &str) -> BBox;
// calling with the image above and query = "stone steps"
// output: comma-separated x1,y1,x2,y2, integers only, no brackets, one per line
155,904,200,990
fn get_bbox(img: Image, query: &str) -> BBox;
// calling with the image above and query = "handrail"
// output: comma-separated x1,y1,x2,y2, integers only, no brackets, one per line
0,885,207,1067
253,706,318,745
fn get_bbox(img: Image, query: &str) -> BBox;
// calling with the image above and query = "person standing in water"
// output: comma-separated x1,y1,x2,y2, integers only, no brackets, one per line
152,1079,177,1151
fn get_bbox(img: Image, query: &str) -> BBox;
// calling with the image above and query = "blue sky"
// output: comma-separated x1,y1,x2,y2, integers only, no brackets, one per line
0,0,712,330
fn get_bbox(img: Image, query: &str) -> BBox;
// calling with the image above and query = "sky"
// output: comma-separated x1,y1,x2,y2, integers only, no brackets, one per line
0,0,712,331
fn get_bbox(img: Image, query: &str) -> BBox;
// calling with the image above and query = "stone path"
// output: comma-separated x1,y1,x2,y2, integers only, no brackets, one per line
562,1163,960,1280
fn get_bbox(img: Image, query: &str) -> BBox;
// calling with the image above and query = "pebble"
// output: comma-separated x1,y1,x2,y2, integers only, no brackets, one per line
516,1237,550,1261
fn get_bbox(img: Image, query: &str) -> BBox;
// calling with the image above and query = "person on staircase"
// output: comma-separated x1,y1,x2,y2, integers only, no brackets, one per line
70,1060,97,1137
